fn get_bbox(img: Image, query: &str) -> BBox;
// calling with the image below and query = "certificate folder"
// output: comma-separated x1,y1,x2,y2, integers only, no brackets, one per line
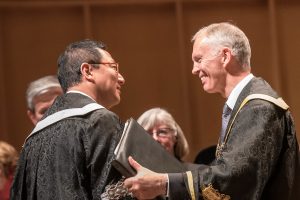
112,118,187,177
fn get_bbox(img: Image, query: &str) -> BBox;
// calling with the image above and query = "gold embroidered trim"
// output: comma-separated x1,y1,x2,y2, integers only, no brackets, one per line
215,93,289,159
245,94,289,110
201,184,231,200
186,171,196,200
215,143,225,158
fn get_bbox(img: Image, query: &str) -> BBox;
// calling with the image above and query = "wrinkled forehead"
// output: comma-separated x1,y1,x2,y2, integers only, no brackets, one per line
192,37,212,56
193,35,209,48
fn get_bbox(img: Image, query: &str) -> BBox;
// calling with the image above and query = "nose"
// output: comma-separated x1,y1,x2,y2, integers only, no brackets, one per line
192,63,200,75
152,133,160,141
118,73,125,85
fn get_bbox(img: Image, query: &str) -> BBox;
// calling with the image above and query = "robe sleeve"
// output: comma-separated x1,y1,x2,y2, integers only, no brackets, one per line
169,100,289,199
84,109,124,198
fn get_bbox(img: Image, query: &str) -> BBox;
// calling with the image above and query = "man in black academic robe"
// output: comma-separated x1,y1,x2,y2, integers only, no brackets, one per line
11,39,128,199
123,22,300,200
167,77,300,199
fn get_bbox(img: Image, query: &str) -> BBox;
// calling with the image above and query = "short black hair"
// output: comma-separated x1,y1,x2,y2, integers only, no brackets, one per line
57,39,106,92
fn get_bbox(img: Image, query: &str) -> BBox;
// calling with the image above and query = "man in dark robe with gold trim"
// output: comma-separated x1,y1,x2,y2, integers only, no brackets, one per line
10,40,129,199
123,22,300,200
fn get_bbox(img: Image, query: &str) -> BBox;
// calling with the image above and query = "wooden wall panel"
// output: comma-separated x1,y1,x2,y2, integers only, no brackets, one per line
0,12,9,141
90,4,197,160
1,7,86,149
91,5,186,118
278,3,300,140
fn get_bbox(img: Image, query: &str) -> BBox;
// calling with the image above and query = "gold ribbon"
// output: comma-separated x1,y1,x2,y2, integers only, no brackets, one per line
216,93,289,158
187,171,196,200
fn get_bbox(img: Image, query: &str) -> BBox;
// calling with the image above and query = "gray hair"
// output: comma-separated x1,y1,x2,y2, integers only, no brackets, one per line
137,108,189,160
192,22,251,70
26,75,61,111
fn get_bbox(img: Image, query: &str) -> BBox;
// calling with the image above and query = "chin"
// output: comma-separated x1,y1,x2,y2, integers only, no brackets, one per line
112,98,121,107
203,87,210,93
203,86,214,94
115,97,121,104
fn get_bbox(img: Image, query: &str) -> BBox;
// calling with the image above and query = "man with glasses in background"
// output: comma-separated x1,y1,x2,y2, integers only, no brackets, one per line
11,39,128,199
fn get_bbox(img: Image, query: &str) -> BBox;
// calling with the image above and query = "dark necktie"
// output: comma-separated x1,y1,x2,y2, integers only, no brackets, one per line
220,104,232,142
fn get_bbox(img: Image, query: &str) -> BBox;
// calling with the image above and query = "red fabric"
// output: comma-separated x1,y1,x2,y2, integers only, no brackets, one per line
0,175,13,200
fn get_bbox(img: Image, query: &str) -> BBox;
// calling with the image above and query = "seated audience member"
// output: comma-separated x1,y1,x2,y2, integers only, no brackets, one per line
194,144,217,165
26,75,63,125
137,108,189,161
0,141,18,200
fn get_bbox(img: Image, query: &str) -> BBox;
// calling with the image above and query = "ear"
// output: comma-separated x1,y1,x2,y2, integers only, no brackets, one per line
80,63,94,81
221,47,232,66
27,110,38,125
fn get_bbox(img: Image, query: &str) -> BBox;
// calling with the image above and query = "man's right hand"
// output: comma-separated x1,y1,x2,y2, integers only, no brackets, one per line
123,156,168,199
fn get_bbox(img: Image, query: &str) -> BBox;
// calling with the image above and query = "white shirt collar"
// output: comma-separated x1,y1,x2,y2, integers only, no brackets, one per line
67,90,97,103
226,73,254,110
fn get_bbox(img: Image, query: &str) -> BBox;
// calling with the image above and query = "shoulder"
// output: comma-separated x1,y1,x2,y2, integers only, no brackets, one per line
85,108,124,134
239,98,285,121
247,77,279,97
89,108,120,123
235,77,283,113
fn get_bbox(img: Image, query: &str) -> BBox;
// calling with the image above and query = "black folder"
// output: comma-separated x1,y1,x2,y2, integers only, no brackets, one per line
112,118,187,177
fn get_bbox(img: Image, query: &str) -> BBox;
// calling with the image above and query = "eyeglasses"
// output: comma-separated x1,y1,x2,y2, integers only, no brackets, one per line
148,128,176,138
89,62,119,73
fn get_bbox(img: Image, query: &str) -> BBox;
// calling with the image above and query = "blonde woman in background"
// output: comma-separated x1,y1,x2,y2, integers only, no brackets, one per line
0,141,18,200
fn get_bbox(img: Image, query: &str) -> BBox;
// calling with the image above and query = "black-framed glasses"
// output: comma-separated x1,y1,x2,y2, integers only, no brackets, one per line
89,62,119,73
148,128,176,138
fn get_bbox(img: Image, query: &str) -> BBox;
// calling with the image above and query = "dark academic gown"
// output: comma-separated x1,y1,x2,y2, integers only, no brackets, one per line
168,77,300,200
10,93,125,199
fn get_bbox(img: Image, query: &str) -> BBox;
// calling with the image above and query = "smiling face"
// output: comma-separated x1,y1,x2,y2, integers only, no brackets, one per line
92,49,125,109
192,37,227,95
